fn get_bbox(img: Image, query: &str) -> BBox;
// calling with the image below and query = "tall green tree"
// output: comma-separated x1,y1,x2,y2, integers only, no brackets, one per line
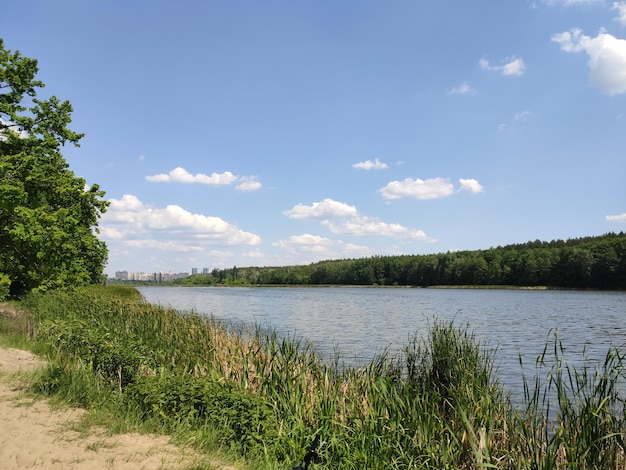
0,39,108,298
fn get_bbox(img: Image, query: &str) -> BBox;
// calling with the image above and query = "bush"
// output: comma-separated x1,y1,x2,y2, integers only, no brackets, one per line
0,273,10,301
38,318,151,390
126,373,279,455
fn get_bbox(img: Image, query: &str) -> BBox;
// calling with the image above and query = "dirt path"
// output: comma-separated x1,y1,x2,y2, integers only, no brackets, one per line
0,347,237,470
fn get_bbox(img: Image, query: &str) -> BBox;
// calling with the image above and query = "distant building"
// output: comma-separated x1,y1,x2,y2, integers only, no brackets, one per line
202,267,209,274
191,267,198,275
112,270,191,282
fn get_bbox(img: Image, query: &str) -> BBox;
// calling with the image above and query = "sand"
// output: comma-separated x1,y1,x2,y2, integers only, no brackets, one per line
0,346,237,470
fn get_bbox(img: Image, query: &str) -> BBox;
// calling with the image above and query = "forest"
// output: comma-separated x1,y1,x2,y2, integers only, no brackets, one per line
175,232,626,290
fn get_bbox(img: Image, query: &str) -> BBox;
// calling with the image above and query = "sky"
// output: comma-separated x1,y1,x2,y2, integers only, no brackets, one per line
2,1,626,276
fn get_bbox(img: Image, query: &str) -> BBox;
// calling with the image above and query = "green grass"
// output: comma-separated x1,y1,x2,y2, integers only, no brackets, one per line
3,285,626,469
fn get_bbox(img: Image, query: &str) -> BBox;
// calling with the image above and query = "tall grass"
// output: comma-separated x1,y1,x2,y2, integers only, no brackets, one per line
15,286,626,469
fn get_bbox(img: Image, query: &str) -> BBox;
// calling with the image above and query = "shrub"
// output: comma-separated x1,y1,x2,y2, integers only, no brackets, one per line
38,318,151,390
0,273,10,301
126,373,279,456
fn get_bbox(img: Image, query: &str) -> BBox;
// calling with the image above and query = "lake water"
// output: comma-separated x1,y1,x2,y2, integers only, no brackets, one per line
137,286,626,396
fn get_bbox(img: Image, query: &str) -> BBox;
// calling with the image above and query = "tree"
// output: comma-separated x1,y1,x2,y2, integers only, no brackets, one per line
0,39,109,297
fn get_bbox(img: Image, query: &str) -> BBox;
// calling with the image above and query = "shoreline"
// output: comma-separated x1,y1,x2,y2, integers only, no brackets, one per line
0,345,237,470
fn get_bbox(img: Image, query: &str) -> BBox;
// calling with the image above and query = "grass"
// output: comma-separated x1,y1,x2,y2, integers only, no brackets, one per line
3,285,626,469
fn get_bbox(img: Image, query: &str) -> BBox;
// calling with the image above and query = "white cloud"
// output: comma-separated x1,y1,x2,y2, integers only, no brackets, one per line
552,28,626,95
338,241,373,258
99,226,125,240
109,194,144,212
145,166,261,191
123,239,206,252
322,216,432,240
378,177,453,200
236,176,262,191
245,250,265,259
379,177,484,200
502,58,526,76
283,198,434,242
540,0,604,4
480,57,526,76
459,178,485,193
606,212,626,222
551,28,588,52
283,198,358,219
145,167,238,185
273,234,334,252
615,2,626,26
448,81,476,95
272,234,373,261
352,158,389,170
101,194,261,248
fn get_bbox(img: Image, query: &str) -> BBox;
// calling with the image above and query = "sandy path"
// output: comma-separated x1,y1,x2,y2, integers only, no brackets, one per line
0,347,236,470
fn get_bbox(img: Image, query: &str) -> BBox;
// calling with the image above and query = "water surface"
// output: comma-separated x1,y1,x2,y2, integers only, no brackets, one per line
138,286,626,395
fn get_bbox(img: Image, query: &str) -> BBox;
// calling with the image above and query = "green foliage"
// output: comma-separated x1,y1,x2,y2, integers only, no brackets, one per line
38,318,151,390
126,373,279,456
0,38,108,297
0,272,10,301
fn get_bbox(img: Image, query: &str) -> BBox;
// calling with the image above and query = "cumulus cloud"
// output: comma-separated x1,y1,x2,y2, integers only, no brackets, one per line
552,28,626,95
448,81,477,95
322,217,431,240
480,57,526,76
236,176,262,191
145,167,237,185
379,177,455,200
273,234,334,253
378,177,484,200
272,234,372,261
101,194,261,250
122,239,206,252
283,198,358,219
459,179,485,193
283,198,435,242
145,166,261,191
352,158,389,170
606,212,626,222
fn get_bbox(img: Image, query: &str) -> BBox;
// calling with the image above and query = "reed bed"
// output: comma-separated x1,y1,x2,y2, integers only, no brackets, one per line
16,286,626,469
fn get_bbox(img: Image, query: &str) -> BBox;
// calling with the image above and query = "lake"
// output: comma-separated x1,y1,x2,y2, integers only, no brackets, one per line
137,286,626,396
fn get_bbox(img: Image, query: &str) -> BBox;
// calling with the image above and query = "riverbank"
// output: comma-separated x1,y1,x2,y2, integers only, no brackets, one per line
5,287,626,468
0,302,241,470
0,347,230,470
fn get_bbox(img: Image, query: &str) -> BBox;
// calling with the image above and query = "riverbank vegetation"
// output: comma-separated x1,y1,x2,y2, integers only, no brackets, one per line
4,286,626,469
171,232,626,290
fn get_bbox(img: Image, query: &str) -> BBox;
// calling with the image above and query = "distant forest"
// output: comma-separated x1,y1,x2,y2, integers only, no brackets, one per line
175,232,626,290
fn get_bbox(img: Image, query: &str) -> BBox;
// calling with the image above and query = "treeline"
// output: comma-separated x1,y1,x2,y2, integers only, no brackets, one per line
175,232,626,290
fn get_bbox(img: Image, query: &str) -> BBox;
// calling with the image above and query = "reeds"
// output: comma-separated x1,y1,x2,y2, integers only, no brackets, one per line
18,286,626,469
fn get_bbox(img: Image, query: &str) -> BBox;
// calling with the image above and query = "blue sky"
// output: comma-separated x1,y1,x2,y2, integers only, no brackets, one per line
2,1,626,275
